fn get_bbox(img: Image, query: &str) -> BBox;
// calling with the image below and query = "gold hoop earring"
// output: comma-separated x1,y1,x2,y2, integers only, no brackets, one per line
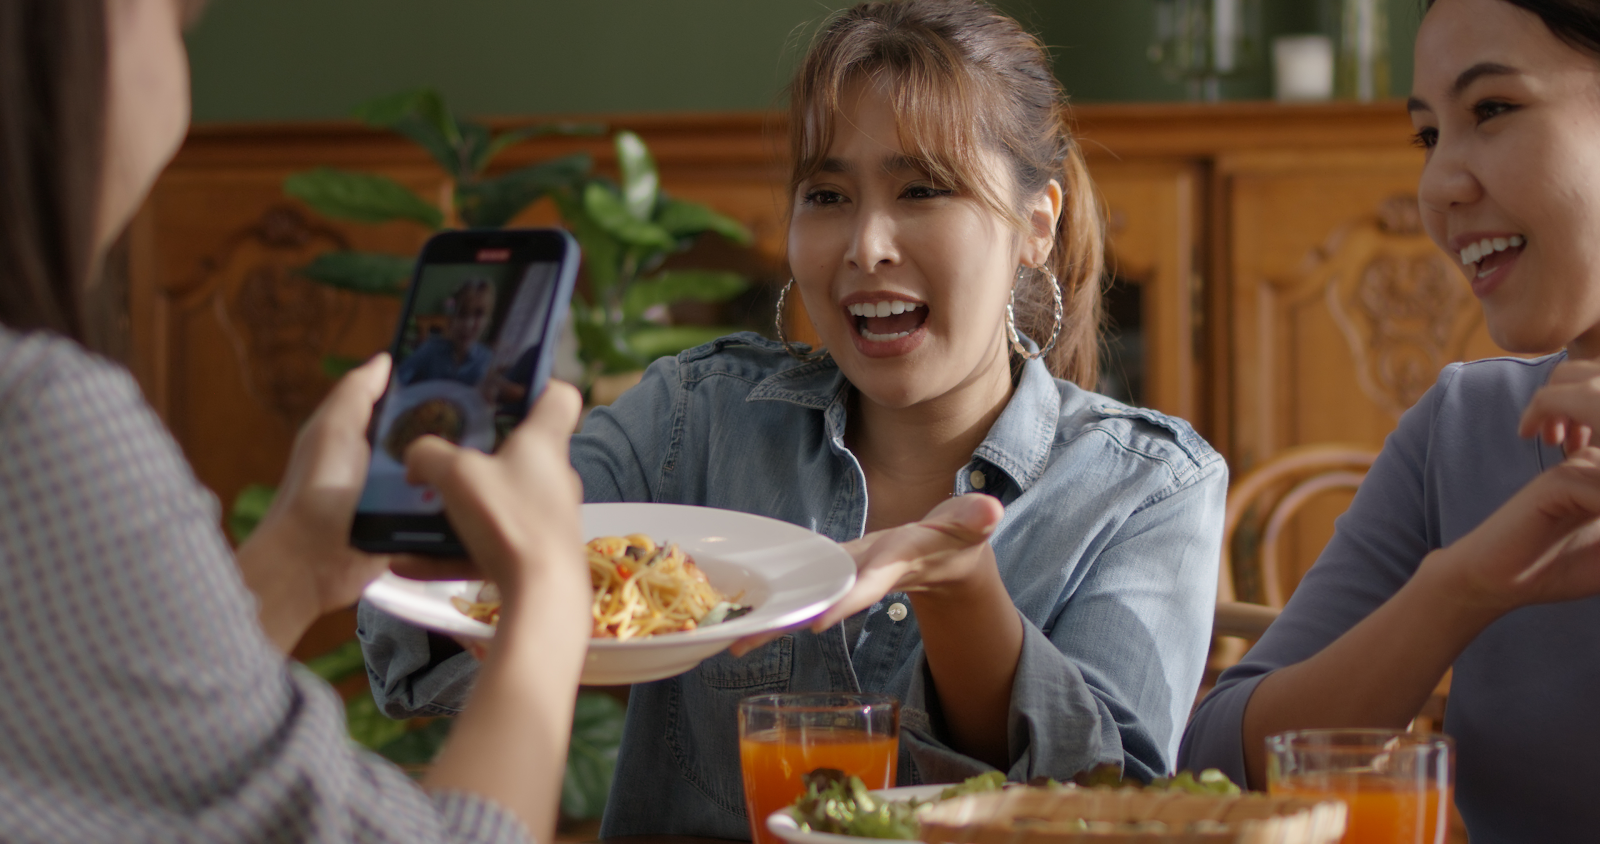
775,279,828,362
1006,265,1064,361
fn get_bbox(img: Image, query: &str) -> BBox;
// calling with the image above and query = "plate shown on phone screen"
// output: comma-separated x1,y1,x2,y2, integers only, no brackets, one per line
362,503,857,685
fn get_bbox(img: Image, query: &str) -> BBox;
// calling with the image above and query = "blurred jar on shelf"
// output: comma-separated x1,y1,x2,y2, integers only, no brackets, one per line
1148,0,1264,102
1337,0,1391,101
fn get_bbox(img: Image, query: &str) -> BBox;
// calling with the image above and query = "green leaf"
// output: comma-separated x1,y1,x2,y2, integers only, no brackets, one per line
554,188,621,298
573,318,645,373
473,121,606,175
454,120,493,180
377,718,453,766
614,131,659,222
320,354,364,379
654,196,754,245
352,88,463,174
456,152,591,229
303,638,367,685
285,169,443,229
561,692,625,819
296,250,413,297
583,182,675,251
623,271,749,321
627,325,737,360
227,483,276,544
345,693,411,750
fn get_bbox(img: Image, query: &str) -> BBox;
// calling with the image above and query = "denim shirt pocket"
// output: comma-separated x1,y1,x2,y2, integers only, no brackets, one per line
665,635,795,818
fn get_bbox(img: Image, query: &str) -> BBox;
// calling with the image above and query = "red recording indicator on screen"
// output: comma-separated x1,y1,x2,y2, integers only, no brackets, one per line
477,248,511,262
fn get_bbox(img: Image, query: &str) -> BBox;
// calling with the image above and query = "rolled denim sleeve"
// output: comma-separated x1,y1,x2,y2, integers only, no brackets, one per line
902,459,1227,784
358,601,479,718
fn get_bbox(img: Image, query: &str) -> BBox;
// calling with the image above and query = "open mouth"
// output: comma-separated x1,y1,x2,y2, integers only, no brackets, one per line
847,299,928,342
1460,234,1525,279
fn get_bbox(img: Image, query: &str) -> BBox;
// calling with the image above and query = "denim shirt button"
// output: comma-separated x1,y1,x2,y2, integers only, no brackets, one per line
887,602,909,622
969,469,987,489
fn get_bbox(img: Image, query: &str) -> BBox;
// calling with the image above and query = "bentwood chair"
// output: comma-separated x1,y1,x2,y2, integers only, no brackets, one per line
1204,445,1378,697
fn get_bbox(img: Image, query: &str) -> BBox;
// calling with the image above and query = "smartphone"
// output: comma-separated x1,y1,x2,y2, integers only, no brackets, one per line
350,228,579,555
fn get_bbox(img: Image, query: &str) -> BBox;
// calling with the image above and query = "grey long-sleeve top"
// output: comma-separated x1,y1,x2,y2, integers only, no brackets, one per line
0,328,529,844
361,333,1226,838
1180,353,1599,844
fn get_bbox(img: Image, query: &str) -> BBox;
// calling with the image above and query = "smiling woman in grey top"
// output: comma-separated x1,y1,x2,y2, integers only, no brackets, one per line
359,1,1226,838
1182,1,1600,839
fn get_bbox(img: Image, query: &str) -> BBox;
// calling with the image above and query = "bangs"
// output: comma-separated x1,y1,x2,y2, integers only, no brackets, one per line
788,27,1023,230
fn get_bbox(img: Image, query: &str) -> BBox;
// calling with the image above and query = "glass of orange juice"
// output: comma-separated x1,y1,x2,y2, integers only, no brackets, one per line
738,692,900,844
1267,729,1453,844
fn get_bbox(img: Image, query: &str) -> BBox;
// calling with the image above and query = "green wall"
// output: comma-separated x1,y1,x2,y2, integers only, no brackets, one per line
186,0,1424,124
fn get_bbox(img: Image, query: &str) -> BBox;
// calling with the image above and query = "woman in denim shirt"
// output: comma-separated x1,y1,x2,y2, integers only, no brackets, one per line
361,0,1226,836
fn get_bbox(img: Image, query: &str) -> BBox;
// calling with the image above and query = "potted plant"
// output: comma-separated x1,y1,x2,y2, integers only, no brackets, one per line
554,130,754,398
283,87,758,395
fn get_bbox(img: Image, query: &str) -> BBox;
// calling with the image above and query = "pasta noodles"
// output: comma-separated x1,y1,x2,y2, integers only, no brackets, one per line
450,534,747,640
587,534,742,640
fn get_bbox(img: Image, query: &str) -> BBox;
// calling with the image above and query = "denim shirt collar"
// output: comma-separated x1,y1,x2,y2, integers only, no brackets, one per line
745,354,1061,495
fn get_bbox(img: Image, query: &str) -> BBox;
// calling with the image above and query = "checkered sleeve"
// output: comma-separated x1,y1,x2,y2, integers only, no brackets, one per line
0,331,532,844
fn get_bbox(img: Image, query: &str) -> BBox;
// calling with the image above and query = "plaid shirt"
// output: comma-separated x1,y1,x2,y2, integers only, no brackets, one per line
0,329,530,844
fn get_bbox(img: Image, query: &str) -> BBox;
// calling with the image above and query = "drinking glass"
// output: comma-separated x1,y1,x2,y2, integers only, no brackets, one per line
1267,729,1453,844
738,692,900,844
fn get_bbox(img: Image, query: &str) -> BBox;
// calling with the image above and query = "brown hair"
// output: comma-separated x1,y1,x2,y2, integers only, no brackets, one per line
0,0,109,343
787,0,1106,386
0,0,207,351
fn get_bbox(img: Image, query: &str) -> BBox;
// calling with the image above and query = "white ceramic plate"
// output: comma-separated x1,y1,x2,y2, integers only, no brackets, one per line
766,785,948,844
362,502,857,685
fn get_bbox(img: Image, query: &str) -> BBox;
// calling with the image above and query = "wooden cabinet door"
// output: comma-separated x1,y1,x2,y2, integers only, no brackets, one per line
1219,147,1507,599
1090,158,1204,424
128,167,442,516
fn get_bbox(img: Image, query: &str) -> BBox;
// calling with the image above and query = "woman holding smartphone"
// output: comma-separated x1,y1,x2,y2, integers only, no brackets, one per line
1181,0,1600,838
0,0,590,841
362,0,1227,837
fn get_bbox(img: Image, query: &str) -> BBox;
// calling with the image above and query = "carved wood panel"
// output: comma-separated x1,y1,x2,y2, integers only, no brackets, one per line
1222,148,1512,588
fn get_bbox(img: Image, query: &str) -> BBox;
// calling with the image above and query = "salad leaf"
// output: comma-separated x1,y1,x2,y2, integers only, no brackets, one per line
1152,768,1241,796
789,770,923,840
938,770,1006,800
1072,762,1240,795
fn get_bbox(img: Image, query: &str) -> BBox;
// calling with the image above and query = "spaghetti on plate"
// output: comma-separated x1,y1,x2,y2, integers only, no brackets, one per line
451,534,747,640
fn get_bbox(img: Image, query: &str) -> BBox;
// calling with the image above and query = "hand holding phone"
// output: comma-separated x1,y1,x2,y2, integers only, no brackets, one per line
351,229,579,555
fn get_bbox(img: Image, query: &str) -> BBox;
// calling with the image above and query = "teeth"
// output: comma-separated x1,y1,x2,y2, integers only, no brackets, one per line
1459,235,1525,267
859,325,913,342
847,301,923,317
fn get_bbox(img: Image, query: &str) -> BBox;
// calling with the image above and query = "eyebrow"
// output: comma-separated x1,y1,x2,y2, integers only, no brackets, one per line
1408,61,1523,112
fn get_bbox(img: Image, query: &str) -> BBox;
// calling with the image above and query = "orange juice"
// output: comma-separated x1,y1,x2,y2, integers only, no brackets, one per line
1273,776,1450,844
739,727,898,844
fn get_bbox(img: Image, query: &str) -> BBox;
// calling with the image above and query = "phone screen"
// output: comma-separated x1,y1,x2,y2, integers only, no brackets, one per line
352,229,576,553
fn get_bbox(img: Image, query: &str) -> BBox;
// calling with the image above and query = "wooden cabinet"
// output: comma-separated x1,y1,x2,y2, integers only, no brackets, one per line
126,102,1507,620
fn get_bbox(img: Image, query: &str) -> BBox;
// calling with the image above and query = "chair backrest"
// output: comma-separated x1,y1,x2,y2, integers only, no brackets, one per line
1202,445,1378,699
1221,444,1377,609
